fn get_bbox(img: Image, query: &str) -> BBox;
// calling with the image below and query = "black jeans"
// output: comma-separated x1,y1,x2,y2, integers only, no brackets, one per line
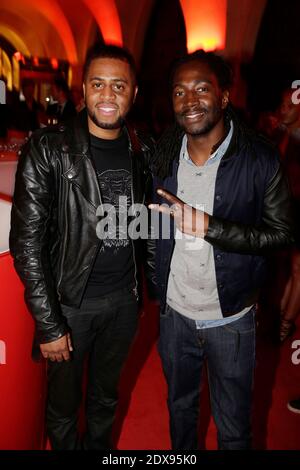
46,285,139,450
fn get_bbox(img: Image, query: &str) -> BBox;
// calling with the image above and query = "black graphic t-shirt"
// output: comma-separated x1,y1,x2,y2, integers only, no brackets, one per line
84,131,134,298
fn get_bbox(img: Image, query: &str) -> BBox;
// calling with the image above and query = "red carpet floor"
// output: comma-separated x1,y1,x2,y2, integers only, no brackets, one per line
113,304,300,450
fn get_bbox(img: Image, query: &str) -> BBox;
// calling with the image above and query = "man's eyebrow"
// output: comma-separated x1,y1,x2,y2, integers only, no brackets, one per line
89,76,128,83
173,79,213,88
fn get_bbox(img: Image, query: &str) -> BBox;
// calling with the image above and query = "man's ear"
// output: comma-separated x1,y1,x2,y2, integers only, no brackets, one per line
222,90,229,109
133,86,138,103
82,83,86,100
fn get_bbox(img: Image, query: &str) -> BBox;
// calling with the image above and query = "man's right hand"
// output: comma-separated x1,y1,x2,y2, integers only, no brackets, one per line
40,333,73,362
149,188,208,238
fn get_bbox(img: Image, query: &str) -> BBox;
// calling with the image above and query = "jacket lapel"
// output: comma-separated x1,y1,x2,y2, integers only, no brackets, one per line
61,112,145,210
125,125,144,205
61,110,101,209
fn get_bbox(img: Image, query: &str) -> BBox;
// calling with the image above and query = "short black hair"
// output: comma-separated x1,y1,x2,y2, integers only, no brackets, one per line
170,49,233,91
83,43,137,83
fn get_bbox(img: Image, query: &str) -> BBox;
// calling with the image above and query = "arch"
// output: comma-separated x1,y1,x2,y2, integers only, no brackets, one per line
0,8,63,59
0,49,13,89
0,27,30,56
27,0,78,63
114,0,156,62
83,0,122,45
55,1,98,64
1,0,78,63
0,10,48,57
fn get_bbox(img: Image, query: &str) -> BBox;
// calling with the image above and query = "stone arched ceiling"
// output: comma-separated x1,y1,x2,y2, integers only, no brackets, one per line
115,0,155,61
0,0,268,70
0,25,31,57
83,0,122,45
1,0,78,63
56,0,96,63
0,10,47,57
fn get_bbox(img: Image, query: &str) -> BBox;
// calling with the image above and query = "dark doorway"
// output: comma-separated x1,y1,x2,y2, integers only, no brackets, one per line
247,0,300,120
131,0,187,138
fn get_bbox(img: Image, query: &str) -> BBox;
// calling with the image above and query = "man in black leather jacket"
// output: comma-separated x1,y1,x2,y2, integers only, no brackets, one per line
149,50,293,450
10,44,155,450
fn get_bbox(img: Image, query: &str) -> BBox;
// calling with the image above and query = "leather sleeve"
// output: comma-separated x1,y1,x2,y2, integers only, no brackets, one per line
204,165,294,254
9,135,68,344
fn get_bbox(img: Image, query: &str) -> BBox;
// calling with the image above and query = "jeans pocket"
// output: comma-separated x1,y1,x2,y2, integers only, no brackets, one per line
109,285,138,305
222,308,256,362
223,307,256,336
160,303,173,318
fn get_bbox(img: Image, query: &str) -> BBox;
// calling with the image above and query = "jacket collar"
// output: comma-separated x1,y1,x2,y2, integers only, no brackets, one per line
62,108,90,155
64,108,142,156
158,106,249,176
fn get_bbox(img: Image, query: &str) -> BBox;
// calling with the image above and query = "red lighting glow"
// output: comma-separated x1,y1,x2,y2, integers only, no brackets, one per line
50,58,59,69
28,0,78,64
83,0,122,45
32,56,39,66
179,0,227,52
13,51,25,64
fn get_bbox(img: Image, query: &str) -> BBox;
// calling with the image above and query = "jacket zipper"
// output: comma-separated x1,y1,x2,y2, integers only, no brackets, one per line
57,184,69,299
130,149,139,301
131,239,139,301
78,157,103,302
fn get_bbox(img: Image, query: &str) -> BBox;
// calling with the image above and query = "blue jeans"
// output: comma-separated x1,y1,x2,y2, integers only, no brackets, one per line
158,305,256,450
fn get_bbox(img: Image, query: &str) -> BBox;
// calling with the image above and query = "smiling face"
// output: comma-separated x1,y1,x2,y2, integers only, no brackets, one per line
83,57,137,139
172,59,229,137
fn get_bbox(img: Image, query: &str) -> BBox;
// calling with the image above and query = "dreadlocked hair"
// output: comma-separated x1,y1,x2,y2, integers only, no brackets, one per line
152,123,184,179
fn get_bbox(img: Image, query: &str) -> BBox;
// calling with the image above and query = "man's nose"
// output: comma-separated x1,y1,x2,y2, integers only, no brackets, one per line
100,85,115,100
184,90,198,107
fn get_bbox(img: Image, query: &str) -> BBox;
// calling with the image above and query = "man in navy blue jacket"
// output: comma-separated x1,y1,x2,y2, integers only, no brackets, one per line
149,50,293,450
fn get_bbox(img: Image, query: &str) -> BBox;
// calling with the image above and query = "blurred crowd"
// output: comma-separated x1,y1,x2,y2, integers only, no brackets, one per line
0,75,84,141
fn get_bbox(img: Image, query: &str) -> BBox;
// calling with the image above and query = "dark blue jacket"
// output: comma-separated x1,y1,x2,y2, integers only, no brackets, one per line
153,118,293,316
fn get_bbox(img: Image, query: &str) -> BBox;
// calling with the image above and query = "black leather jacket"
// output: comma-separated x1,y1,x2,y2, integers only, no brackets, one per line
10,110,156,344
